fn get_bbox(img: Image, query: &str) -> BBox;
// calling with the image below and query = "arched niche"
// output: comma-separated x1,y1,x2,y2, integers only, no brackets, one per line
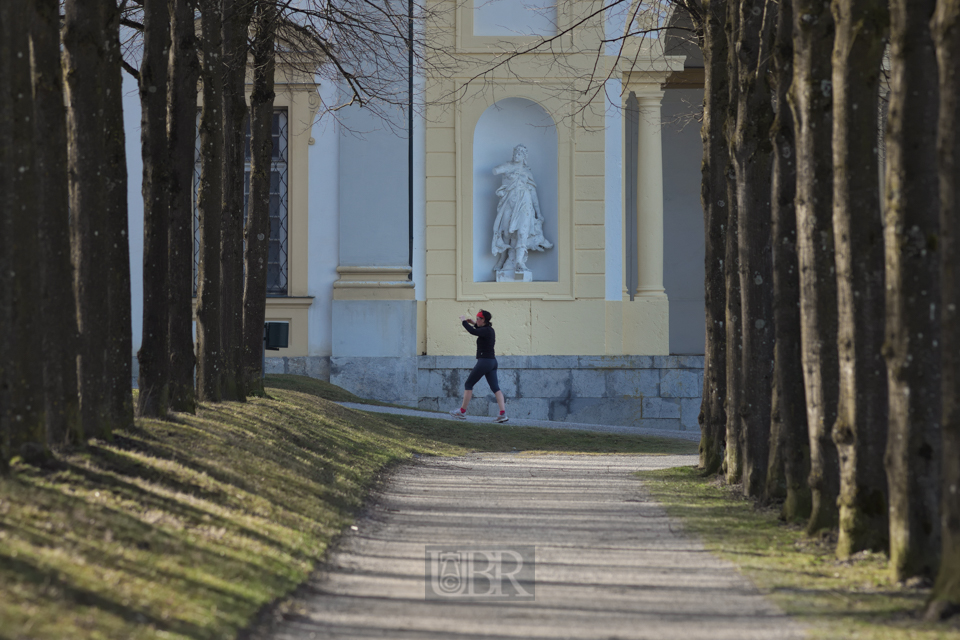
472,98,559,282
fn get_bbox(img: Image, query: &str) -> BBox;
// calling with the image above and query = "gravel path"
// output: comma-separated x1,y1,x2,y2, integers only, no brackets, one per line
337,402,702,442
261,454,804,640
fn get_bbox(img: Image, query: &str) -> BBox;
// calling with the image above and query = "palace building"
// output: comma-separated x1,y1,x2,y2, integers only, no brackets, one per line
124,1,707,431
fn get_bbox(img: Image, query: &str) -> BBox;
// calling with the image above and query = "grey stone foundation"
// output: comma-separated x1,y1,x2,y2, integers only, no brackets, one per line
417,355,703,431
264,355,332,381
331,354,703,432
136,354,704,432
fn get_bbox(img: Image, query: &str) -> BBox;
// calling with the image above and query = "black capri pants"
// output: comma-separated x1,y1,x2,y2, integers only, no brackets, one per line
464,358,500,393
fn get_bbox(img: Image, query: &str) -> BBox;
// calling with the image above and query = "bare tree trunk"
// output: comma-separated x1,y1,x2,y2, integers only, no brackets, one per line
137,0,173,418
734,0,776,498
167,0,199,414
0,0,9,467
0,0,12,473
698,0,728,476
1,0,46,464
220,0,255,402
765,384,787,501
769,0,809,519
103,1,134,431
830,0,889,559
241,0,277,394
196,0,225,403
723,0,743,485
64,0,112,439
884,0,942,583
31,0,81,449
790,0,840,535
930,0,960,619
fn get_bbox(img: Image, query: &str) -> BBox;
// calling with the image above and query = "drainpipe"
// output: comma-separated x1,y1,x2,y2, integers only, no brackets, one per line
407,0,414,278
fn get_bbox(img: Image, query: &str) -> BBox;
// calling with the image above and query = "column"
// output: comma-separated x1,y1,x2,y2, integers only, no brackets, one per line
633,88,666,299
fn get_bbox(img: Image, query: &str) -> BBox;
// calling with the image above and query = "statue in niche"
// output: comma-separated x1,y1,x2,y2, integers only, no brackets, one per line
491,143,553,282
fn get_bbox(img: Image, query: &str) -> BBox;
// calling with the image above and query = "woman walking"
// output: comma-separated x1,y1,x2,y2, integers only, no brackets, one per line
449,309,509,423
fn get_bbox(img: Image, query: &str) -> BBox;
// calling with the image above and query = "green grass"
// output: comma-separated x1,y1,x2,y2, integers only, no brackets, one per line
0,375,695,640
638,466,960,640
265,374,699,456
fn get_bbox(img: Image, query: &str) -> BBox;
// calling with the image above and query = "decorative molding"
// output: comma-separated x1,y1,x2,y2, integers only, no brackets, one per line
662,68,705,90
265,296,316,309
334,266,416,300
307,89,321,145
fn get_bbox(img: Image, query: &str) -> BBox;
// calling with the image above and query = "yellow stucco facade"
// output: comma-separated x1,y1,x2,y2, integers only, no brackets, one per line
420,0,680,356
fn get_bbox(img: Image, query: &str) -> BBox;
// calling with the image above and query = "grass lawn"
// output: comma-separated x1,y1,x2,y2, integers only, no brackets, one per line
638,466,960,640
0,374,696,640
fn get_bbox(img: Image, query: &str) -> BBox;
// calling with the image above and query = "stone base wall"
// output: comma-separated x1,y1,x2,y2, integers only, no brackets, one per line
417,355,703,431
138,354,704,432
264,355,332,381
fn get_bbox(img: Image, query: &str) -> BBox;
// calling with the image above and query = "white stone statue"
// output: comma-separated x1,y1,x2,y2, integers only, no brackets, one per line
491,144,553,281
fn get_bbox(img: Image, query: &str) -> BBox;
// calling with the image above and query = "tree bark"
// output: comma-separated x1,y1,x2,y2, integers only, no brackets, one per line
765,383,787,501
241,0,277,394
884,0,942,583
64,0,112,439
830,0,889,559
723,0,743,485
930,0,960,618
928,0,960,618
790,0,840,535
769,0,809,519
698,0,728,477
0,0,9,471
734,0,776,498
137,0,173,418
103,1,134,431
1,0,46,463
220,0,255,402
31,0,81,449
167,0,199,414
196,0,225,403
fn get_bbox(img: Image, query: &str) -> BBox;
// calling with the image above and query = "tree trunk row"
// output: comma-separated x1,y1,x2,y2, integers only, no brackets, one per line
697,0,959,602
2,0,278,469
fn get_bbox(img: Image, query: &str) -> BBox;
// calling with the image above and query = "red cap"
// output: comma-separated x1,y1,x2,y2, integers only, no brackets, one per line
476,311,483,318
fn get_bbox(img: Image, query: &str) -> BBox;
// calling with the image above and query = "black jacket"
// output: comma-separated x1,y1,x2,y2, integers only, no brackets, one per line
463,321,496,359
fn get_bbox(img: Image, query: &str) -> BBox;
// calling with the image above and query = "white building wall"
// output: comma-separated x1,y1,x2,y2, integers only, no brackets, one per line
604,78,624,301
661,87,705,354
337,102,409,267
307,77,341,357
123,72,144,355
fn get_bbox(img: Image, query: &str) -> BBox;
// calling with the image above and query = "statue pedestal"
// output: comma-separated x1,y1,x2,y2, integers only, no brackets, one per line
496,269,533,283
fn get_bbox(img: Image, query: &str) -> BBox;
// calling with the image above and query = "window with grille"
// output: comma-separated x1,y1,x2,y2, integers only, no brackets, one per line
194,109,289,296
